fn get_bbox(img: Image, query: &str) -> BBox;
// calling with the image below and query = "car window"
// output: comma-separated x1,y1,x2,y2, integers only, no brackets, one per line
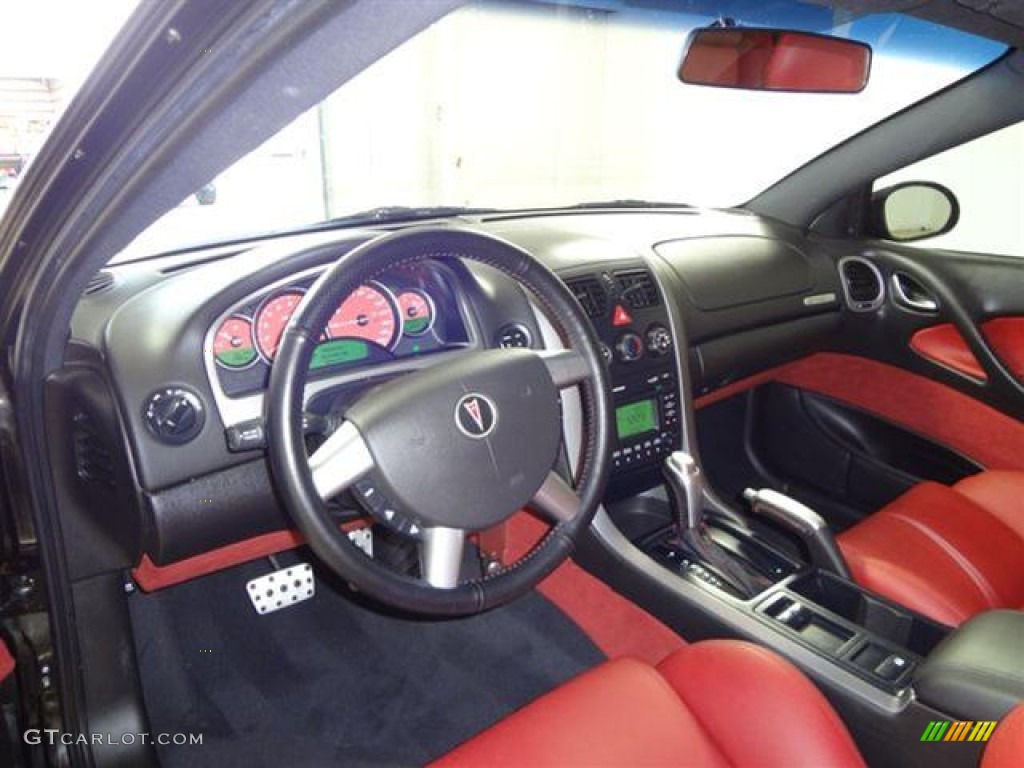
0,2,137,203
873,121,1024,257
112,0,1004,262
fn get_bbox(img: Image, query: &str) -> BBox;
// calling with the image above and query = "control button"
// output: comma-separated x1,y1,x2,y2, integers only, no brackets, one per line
615,332,644,362
226,419,266,452
496,323,532,349
143,387,205,445
612,304,633,327
875,654,910,681
599,342,613,365
353,480,423,539
646,324,672,356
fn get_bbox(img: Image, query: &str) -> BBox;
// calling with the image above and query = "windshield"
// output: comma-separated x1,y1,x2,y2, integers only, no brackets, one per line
2,1,1005,261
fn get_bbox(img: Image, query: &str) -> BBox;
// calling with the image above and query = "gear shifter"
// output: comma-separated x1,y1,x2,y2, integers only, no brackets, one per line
664,452,704,531
743,488,850,579
663,452,762,597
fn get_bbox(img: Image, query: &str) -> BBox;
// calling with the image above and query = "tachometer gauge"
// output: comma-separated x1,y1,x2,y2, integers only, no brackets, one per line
213,316,257,369
397,290,435,337
327,284,399,349
255,290,304,360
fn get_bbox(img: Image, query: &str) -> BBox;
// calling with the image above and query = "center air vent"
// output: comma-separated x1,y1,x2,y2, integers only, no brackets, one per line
838,257,884,312
566,276,608,319
614,270,660,309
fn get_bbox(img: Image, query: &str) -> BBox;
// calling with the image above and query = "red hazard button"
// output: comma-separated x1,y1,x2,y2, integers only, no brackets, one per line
612,304,633,327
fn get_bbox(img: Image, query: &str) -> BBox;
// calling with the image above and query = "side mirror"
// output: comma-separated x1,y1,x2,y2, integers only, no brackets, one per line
870,182,959,242
678,27,871,93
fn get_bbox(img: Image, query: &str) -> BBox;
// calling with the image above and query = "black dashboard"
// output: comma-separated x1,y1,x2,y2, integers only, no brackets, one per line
65,209,845,565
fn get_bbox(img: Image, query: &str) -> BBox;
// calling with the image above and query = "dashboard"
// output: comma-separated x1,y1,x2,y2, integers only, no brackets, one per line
207,260,471,397
65,209,845,565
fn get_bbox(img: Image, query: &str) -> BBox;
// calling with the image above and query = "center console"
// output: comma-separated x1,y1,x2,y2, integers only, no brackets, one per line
562,265,681,498
569,255,1023,768
758,570,947,692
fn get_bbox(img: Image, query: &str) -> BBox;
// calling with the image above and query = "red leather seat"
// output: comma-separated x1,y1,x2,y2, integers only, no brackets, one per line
433,640,865,767
838,471,1024,626
984,703,1024,768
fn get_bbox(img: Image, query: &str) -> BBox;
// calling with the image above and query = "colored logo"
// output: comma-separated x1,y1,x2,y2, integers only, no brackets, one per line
920,720,998,742
455,393,497,439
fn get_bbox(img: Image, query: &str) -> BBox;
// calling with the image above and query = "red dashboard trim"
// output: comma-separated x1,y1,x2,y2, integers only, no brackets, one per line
132,530,306,591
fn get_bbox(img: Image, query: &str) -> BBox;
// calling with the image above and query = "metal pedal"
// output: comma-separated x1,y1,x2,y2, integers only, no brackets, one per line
246,562,315,615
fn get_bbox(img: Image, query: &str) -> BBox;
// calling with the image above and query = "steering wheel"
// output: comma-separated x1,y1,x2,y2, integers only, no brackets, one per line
266,227,612,615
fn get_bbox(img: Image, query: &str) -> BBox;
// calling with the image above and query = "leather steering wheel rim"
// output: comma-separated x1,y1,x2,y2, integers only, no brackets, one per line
266,227,612,616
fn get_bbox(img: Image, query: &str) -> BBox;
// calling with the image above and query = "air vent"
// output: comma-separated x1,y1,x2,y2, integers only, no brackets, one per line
72,410,116,488
615,270,660,309
84,269,115,295
838,257,884,312
566,276,609,319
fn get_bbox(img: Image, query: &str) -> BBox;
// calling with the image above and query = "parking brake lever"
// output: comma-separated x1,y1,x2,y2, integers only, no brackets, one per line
743,488,851,579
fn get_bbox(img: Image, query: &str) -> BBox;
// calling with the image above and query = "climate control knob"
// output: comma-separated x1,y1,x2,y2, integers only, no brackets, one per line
615,332,644,363
646,324,673,356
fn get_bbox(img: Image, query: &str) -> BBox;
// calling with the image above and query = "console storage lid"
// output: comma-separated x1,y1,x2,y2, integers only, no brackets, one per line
914,610,1024,721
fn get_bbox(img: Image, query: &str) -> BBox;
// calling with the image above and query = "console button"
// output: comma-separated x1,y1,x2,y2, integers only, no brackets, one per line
875,654,910,681
646,324,672,356
226,419,266,452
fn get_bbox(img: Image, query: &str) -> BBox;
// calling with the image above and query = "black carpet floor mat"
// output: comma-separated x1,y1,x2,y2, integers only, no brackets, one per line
129,551,604,767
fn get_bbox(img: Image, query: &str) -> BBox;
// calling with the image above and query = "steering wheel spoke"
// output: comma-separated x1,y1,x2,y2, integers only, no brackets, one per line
537,349,591,388
529,471,582,524
308,421,375,499
419,526,466,588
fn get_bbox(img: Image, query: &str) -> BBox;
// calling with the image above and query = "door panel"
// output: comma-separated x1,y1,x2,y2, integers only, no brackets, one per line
771,353,1024,471
910,323,986,381
908,318,1024,384
983,317,1024,382
819,243,1024,423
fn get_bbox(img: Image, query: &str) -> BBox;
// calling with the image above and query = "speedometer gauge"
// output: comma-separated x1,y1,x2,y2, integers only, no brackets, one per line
397,290,435,336
213,316,257,369
255,290,304,360
327,284,399,349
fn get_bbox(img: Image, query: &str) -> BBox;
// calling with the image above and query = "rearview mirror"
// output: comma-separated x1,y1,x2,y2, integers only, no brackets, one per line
678,28,871,93
870,182,959,242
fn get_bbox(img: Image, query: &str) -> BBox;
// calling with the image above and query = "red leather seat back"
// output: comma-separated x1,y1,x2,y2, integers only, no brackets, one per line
839,480,1024,626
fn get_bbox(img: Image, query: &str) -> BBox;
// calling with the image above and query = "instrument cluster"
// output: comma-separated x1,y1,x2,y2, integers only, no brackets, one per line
208,260,471,397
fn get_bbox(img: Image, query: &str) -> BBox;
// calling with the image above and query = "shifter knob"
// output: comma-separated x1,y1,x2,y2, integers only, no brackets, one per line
664,451,706,531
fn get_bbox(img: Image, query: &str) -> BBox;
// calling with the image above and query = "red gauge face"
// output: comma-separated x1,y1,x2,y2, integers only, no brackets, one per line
213,316,257,369
255,291,304,360
397,290,435,337
327,284,399,348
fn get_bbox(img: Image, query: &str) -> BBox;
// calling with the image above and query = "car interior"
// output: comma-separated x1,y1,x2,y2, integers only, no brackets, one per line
1,0,1024,766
